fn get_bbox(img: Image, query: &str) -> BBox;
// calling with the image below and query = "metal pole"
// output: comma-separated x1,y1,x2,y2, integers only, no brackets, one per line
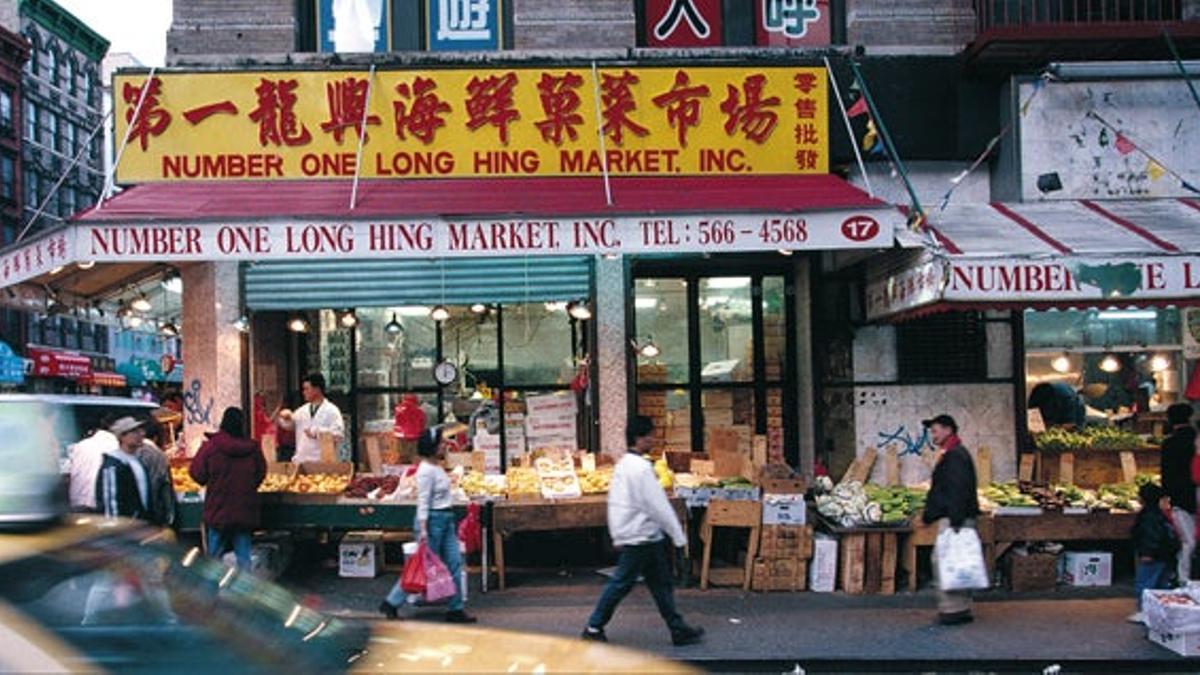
823,57,874,198
99,66,158,209
350,64,377,210
18,107,112,242
847,59,925,221
589,61,613,207
1164,28,1200,114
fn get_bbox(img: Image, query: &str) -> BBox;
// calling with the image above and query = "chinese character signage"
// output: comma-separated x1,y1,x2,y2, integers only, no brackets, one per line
319,0,390,53
645,0,722,48
427,0,502,51
756,0,830,47
113,66,828,182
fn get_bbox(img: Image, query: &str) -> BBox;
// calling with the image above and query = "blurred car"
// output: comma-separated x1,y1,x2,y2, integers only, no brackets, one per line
0,517,696,674
0,394,157,525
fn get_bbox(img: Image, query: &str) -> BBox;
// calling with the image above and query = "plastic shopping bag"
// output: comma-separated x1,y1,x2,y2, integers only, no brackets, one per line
458,503,482,556
400,544,428,594
422,546,457,604
935,526,989,591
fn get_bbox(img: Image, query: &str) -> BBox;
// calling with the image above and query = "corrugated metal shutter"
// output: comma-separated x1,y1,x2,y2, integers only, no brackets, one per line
243,257,593,310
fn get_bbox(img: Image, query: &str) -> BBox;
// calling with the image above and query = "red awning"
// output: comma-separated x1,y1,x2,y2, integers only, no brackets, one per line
27,347,92,380
78,175,883,222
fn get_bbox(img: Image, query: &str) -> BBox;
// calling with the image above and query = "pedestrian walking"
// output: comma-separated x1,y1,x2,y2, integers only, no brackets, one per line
1129,483,1180,624
1161,403,1196,583
189,407,267,570
96,417,151,520
582,415,704,647
136,415,177,527
277,373,345,463
922,414,981,626
379,427,476,624
68,413,118,513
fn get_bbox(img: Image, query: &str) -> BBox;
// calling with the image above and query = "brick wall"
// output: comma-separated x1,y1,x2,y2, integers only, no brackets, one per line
846,0,976,48
167,0,295,65
512,0,635,50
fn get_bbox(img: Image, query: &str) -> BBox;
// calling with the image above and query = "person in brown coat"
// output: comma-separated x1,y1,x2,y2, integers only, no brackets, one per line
189,407,266,569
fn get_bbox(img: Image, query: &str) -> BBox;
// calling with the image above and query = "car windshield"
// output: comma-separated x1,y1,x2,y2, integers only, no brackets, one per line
0,524,370,673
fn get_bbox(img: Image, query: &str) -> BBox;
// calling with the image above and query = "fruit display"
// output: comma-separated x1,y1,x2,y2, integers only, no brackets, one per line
540,473,582,498
171,465,201,493
673,473,720,489
460,471,506,498
653,457,675,490
1097,482,1141,511
1033,427,1147,452
505,467,541,497
291,473,352,494
535,456,575,474
979,482,1039,509
577,468,612,494
342,475,400,499
864,485,927,524
1053,483,1100,510
259,472,294,493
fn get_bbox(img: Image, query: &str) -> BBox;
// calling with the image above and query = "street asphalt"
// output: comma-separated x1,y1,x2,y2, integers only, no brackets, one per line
276,548,1193,674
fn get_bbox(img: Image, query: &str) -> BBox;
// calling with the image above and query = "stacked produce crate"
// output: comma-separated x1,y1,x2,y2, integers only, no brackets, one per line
636,364,671,448
752,524,813,592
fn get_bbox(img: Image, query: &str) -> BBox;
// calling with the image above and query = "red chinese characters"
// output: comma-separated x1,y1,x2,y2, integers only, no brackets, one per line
182,101,239,125
465,72,520,144
123,77,171,151
794,124,819,145
320,77,381,144
600,71,649,146
393,76,451,145
249,78,312,147
720,74,780,144
794,149,819,171
793,72,818,95
794,98,817,119
534,72,584,146
652,70,710,148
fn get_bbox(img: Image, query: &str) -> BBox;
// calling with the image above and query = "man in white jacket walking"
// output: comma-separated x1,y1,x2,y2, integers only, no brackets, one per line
582,416,704,646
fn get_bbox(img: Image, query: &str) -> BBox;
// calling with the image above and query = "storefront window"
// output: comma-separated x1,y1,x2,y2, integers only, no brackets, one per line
700,277,754,383
503,303,574,386
442,307,499,391
762,277,787,382
634,279,688,383
1024,308,1181,350
355,391,438,460
354,307,437,390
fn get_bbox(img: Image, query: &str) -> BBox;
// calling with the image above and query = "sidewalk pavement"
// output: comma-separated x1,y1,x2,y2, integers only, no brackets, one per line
283,563,1191,672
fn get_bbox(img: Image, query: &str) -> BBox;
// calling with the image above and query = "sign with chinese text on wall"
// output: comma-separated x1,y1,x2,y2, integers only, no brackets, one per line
427,0,503,51
113,65,829,182
645,0,722,48
756,0,830,47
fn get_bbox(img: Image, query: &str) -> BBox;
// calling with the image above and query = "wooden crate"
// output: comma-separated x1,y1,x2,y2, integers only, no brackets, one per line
759,525,814,560
1006,552,1058,592
700,500,762,591
752,558,808,592
838,530,899,595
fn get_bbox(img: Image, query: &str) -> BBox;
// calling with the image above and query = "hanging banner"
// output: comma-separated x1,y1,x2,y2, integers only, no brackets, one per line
645,0,723,47
113,65,828,182
755,0,831,47
426,0,503,51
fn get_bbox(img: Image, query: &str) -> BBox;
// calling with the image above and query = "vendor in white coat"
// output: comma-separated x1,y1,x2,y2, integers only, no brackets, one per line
277,373,345,463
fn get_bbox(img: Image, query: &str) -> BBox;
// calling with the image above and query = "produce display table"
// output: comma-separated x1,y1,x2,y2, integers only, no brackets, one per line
991,510,1136,562
490,495,688,590
175,496,464,532
815,515,910,595
901,515,996,592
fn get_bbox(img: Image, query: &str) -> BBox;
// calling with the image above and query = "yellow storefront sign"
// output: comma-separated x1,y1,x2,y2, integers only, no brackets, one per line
113,66,828,182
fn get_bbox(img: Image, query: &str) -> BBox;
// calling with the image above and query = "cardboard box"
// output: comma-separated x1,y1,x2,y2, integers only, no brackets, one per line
1007,552,1058,592
1061,551,1113,587
752,558,808,592
1149,629,1200,657
762,494,807,526
810,534,838,592
339,532,382,578
702,391,734,408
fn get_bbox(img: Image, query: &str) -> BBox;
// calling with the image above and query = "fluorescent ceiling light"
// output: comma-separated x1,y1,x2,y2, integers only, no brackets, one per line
705,277,751,289
635,298,658,309
395,306,431,317
1096,310,1156,320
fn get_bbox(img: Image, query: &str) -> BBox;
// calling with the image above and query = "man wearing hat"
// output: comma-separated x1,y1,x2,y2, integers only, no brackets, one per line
95,416,151,520
921,414,981,625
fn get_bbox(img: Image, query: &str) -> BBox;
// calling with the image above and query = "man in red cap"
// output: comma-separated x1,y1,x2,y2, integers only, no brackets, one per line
922,414,981,625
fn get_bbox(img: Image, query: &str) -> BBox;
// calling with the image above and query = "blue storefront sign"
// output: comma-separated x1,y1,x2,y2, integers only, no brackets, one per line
0,341,26,386
427,0,502,51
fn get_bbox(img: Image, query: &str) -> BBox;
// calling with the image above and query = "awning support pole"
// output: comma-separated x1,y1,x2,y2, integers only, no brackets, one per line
17,107,112,243
589,61,613,207
824,57,873,198
95,66,158,212
847,59,924,224
1165,28,1200,115
350,64,377,211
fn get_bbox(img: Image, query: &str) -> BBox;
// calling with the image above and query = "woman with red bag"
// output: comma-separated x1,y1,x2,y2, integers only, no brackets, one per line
380,427,476,624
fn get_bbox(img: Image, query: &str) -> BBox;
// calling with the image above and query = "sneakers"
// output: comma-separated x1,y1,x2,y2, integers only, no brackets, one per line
671,624,705,646
378,601,399,621
581,627,608,642
1127,612,1146,625
445,610,478,624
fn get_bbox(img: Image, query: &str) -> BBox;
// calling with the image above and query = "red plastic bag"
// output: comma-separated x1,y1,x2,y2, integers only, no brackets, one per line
422,546,457,604
400,544,428,594
458,503,482,556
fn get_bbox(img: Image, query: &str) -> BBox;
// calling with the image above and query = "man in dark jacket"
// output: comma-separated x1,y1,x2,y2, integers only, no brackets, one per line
1160,403,1196,583
95,417,150,520
190,407,267,569
921,414,981,625
1131,483,1180,623
136,416,176,527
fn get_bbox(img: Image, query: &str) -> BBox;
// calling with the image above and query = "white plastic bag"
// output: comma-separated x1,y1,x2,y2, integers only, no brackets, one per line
936,526,989,591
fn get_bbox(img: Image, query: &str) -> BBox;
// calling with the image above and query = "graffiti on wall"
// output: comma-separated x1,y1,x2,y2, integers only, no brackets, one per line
183,378,213,426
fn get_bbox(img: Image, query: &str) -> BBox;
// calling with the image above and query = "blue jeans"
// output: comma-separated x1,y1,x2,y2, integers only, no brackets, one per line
207,527,253,570
387,510,465,612
587,540,685,634
1135,559,1173,610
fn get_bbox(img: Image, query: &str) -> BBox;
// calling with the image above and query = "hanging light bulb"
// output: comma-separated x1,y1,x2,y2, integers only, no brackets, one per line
778,249,794,257
338,309,358,328
287,314,310,333
127,315,144,329
77,261,95,270
567,301,592,321
470,302,489,315
1051,355,1071,373
231,315,251,333
385,312,404,336
640,341,661,359
430,305,450,322
1151,354,1171,373
159,320,180,337
544,301,567,313
131,291,152,313
1099,354,1120,373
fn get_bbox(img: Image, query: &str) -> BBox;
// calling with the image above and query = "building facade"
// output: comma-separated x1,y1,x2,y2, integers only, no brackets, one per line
0,23,27,246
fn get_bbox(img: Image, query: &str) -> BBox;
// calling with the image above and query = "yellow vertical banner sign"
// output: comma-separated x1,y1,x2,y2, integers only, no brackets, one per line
112,66,829,182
